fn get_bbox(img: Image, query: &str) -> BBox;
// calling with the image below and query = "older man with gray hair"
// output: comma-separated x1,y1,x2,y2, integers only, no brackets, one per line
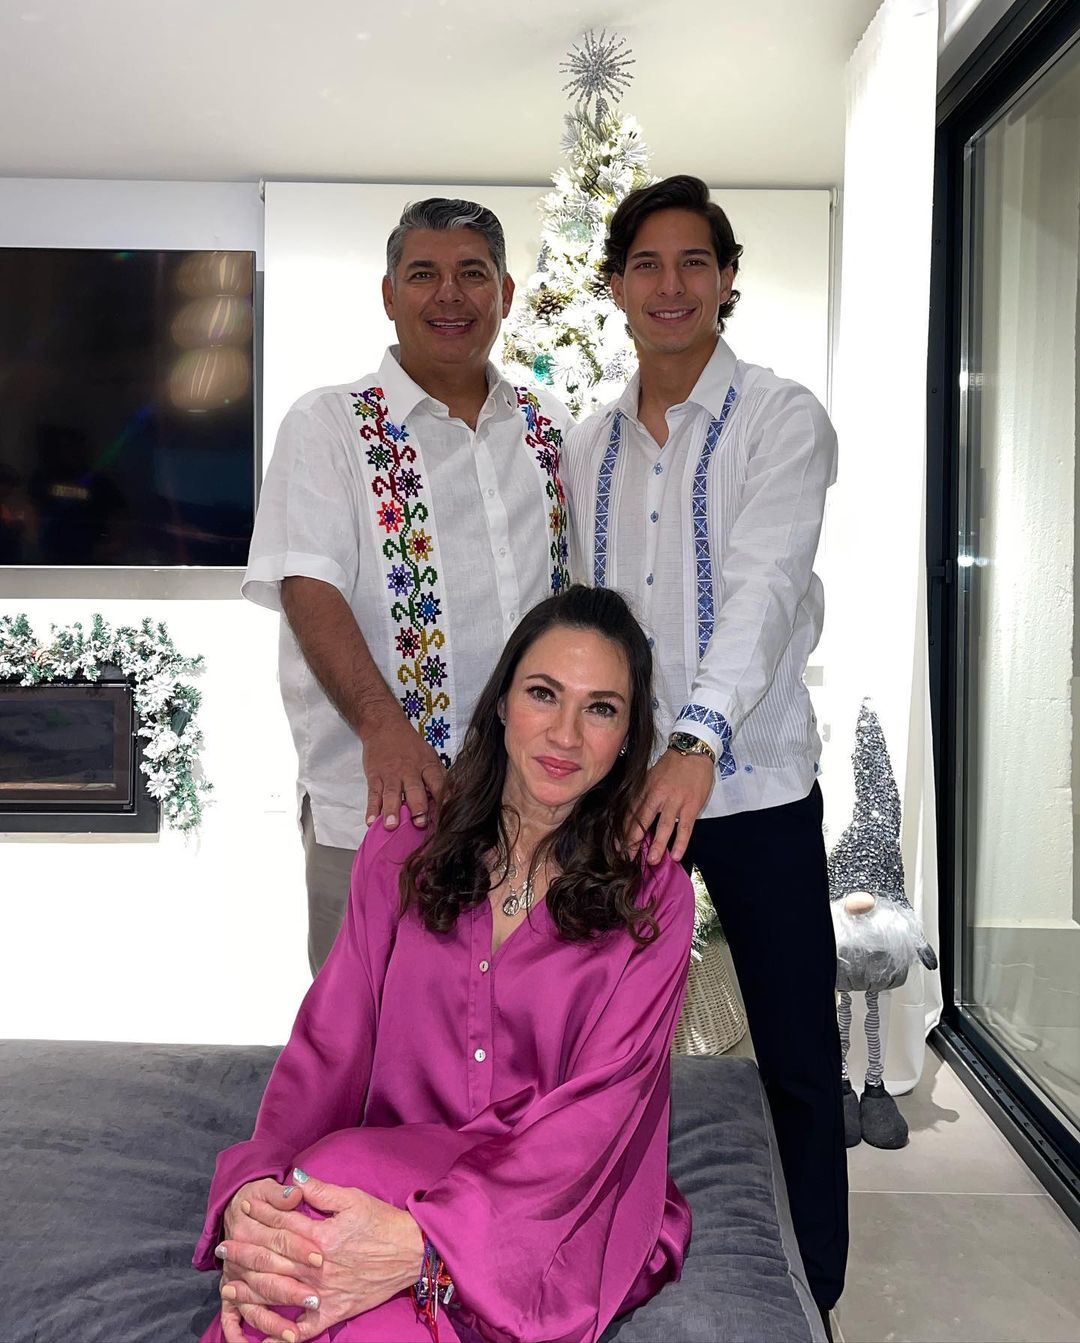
245,199,572,971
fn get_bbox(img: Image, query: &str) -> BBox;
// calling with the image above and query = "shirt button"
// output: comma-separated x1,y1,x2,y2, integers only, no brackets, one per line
508,611,517,624
479,960,490,973
651,696,659,710
474,1048,487,1063
647,636,655,648
499,547,507,558
646,573,654,585
650,511,659,523
487,488,496,498
653,463,663,476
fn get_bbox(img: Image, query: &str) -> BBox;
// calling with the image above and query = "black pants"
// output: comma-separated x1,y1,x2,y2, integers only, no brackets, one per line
685,783,848,1309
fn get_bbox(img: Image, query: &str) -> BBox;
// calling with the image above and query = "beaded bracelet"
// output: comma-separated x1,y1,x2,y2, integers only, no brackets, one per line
412,1238,455,1342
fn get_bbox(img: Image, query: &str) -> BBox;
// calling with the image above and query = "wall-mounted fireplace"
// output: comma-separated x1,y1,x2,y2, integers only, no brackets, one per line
0,669,158,833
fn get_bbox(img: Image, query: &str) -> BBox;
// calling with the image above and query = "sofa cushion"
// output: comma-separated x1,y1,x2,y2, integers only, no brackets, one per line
0,1041,821,1343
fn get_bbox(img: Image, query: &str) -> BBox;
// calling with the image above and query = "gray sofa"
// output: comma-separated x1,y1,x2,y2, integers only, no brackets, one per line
1,1040,824,1342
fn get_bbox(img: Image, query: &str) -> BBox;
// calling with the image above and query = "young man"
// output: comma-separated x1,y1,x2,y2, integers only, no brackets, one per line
245,199,571,972
565,175,847,1322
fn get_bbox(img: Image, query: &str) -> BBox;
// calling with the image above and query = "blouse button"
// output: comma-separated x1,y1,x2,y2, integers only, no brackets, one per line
653,463,663,475
479,960,490,973
474,1048,487,1063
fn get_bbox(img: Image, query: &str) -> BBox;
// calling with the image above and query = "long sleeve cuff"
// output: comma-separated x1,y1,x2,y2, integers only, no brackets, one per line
191,1142,295,1269
674,703,736,779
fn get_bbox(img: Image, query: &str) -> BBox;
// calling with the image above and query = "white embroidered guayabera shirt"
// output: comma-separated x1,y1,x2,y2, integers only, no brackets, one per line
244,346,571,850
564,336,837,819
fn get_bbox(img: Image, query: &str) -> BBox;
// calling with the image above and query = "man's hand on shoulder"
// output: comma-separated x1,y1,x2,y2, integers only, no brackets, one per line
635,749,715,865
363,711,446,831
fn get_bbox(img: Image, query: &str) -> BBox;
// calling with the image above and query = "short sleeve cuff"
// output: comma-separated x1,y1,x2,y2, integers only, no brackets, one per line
675,703,736,779
241,551,352,612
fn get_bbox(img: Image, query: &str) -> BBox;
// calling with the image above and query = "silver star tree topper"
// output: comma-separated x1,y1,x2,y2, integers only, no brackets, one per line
560,29,635,133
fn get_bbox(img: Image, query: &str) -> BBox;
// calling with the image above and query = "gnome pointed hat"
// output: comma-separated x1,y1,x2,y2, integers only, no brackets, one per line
827,699,906,899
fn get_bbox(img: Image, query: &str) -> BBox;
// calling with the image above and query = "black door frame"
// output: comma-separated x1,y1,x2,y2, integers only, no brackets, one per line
927,0,1080,1229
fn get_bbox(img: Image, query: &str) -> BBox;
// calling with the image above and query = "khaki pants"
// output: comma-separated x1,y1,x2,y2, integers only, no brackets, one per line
300,795,357,975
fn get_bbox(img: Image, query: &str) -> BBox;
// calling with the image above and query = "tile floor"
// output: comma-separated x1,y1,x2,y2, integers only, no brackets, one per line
711,942,1080,1341
834,1048,1080,1343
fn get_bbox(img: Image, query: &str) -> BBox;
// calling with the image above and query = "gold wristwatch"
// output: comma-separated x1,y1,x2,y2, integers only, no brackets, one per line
667,731,718,765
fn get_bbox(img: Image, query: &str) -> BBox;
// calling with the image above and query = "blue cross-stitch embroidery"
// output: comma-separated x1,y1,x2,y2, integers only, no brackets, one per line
593,411,624,586
677,702,737,779
692,383,738,659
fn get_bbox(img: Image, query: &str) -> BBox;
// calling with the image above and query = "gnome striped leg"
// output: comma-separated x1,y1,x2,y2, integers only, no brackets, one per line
838,990,862,1145
838,990,853,1082
864,989,884,1088
859,988,909,1147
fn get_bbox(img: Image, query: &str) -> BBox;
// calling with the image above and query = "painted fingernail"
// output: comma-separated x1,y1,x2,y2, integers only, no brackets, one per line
308,1251,324,1267
240,1199,251,1215
214,1244,227,1260
221,1284,237,1300
283,1332,297,1343
280,1184,295,1197
292,1167,310,1184
302,1295,320,1309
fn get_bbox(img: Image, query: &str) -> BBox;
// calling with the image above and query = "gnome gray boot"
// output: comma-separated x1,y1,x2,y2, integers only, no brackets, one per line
860,1080,908,1148
842,1079,862,1147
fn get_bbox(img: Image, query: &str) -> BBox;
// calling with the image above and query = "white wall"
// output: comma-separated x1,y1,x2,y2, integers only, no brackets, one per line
0,179,310,1046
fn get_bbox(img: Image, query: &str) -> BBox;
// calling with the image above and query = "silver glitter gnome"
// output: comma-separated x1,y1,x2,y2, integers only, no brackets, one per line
828,699,938,1149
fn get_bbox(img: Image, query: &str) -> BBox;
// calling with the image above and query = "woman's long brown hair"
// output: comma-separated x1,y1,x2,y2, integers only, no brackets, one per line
401,585,660,945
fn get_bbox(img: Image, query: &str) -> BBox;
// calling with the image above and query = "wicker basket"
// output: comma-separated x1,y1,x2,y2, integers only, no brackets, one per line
672,935,748,1056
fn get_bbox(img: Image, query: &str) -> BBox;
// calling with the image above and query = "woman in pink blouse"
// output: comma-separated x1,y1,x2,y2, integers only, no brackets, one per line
195,584,694,1343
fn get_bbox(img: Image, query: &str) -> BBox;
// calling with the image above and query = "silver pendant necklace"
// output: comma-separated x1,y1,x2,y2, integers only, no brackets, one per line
501,852,535,918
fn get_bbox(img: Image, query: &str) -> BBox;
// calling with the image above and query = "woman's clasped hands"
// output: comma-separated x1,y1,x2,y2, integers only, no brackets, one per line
215,1169,426,1343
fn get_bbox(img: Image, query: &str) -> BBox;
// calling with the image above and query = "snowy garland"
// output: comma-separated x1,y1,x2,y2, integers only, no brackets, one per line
0,613,210,834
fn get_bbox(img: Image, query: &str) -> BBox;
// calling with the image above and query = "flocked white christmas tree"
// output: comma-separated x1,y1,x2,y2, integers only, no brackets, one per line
503,31,655,416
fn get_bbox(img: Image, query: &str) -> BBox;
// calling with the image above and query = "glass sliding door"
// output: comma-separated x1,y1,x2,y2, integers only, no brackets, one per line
944,8,1080,1178
960,32,1080,1138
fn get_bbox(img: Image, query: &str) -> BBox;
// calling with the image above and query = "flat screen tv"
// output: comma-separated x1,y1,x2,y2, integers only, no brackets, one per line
0,247,256,567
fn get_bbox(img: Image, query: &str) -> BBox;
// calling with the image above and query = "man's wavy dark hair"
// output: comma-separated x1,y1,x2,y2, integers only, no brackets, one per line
601,174,743,331
401,584,660,946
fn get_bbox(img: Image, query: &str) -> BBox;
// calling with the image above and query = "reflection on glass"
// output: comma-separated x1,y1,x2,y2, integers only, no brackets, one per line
962,36,1080,1138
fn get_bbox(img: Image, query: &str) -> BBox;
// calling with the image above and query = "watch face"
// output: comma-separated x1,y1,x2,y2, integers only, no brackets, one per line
669,733,700,752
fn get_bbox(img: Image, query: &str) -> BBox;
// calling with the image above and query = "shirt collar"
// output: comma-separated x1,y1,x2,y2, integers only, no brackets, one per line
603,335,739,423
377,345,515,426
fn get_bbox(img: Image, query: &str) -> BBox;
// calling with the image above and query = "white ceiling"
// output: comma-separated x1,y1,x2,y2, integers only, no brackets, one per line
0,0,882,187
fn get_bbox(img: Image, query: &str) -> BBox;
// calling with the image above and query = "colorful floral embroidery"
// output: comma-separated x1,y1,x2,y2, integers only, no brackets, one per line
515,388,571,594
352,387,452,766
